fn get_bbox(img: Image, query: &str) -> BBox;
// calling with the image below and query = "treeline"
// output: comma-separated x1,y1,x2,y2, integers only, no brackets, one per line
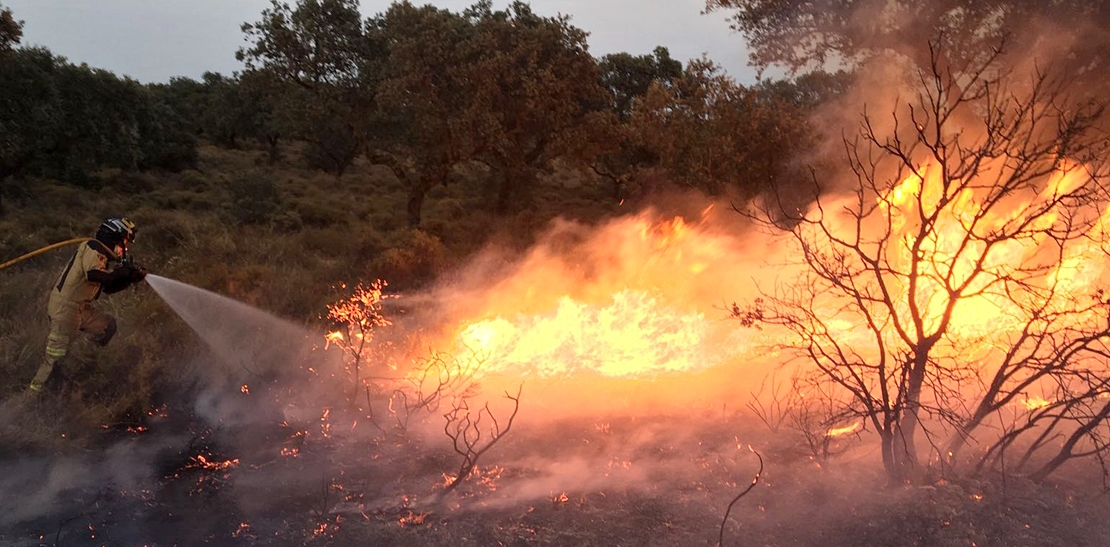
0,48,197,178
0,17,198,212
0,0,852,223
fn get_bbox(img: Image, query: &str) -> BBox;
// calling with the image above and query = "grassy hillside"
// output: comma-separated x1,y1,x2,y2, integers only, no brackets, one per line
0,142,619,435
3,144,1110,547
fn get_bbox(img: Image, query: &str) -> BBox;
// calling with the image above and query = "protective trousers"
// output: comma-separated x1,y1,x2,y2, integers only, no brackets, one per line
29,304,116,392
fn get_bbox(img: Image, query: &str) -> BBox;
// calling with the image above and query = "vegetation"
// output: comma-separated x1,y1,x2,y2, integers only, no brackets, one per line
736,41,1110,482
705,0,1110,83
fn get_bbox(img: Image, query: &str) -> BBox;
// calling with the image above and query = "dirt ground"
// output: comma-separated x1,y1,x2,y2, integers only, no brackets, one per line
3,389,1109,547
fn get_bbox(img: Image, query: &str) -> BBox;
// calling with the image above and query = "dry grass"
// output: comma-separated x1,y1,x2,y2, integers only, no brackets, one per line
0,141,618,440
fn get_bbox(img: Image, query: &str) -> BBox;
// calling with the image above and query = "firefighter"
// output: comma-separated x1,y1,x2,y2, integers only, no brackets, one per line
27,218,147,393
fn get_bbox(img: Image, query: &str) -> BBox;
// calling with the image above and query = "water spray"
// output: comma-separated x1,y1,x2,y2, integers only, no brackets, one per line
144,274,317,378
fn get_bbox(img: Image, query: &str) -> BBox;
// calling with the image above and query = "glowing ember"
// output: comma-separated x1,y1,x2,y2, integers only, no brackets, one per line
232,522,255,539
147,404,168,418
320,408,332,437
475,465,505,491
325,330,345,346
326,281,392,339
398,511,428,527
188,455,240,471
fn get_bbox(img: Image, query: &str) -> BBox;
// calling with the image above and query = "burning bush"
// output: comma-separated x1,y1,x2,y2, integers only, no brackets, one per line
737,41,1110,482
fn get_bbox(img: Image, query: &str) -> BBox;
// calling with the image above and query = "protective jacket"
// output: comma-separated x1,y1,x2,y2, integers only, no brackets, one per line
47,239,125,318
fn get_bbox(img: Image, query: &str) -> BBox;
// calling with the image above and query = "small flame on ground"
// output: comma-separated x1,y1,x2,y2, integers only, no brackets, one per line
826,422,862,438
232,522,255,540
398,511,428,527
188,455,240,471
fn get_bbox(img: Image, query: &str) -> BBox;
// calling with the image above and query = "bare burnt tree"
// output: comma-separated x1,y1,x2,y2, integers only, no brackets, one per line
745,370,790,433
746,370,861,461
717,447,764,547
786,375,863,463
737,40,1110,482
440,385,522,494
380,349,484,433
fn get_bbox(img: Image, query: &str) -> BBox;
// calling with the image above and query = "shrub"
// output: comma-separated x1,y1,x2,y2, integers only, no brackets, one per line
226,173,280,225
373,229,446,287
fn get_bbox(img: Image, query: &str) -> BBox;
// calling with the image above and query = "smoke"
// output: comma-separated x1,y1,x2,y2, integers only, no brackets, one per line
0,416,189,531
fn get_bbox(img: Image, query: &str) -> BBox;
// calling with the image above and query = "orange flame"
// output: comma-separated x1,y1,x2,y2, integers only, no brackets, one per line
456,290,714,378
427,209,754,381
825,422,862,438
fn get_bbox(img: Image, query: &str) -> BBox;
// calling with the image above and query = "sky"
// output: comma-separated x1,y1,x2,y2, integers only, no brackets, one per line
3,0,760,84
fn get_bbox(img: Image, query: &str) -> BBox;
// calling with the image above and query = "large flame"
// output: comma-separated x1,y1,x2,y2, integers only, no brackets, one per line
875,159,1109,338
375,157,1108,420
429,208,761,381
457,290,712,378
432,160,1106,381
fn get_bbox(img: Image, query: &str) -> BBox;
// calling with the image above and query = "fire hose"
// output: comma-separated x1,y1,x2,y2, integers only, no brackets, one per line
0,237,94,271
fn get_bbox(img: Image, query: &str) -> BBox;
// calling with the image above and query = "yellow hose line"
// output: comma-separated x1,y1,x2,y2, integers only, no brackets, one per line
0,237,93,271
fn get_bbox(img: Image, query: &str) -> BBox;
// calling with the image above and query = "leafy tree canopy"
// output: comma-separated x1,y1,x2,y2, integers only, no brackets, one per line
238,0,375,89
706,0,1110,80
0,3,21,55
598,46,683,121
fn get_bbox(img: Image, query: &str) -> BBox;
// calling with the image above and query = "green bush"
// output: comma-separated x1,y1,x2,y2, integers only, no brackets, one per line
226,172,280,224
373,229,446,287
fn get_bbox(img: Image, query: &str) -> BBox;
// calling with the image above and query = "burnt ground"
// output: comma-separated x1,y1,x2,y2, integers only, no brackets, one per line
2,385,1110,547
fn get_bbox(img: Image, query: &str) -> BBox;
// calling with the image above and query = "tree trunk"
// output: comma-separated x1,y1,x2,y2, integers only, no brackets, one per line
407,184,427,227
888,354,930,482
496,169,514,214
266,135,281,164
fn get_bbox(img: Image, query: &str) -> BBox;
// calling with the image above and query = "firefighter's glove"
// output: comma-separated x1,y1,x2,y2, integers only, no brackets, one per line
109,264,145,286
129,265,148,283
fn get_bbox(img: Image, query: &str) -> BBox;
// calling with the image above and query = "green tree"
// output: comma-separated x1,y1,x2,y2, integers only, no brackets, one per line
628,59,814,201
0,48,59,213
705,0,1110,81
239,0,384,177
194,72,246,148
371,1,610,223
0,2,21,55
754,70,854,110
598,46,682,121
462,1,609,213
0,47,196,210
150,76,207,137
238,69,289,162
371,1,479,226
